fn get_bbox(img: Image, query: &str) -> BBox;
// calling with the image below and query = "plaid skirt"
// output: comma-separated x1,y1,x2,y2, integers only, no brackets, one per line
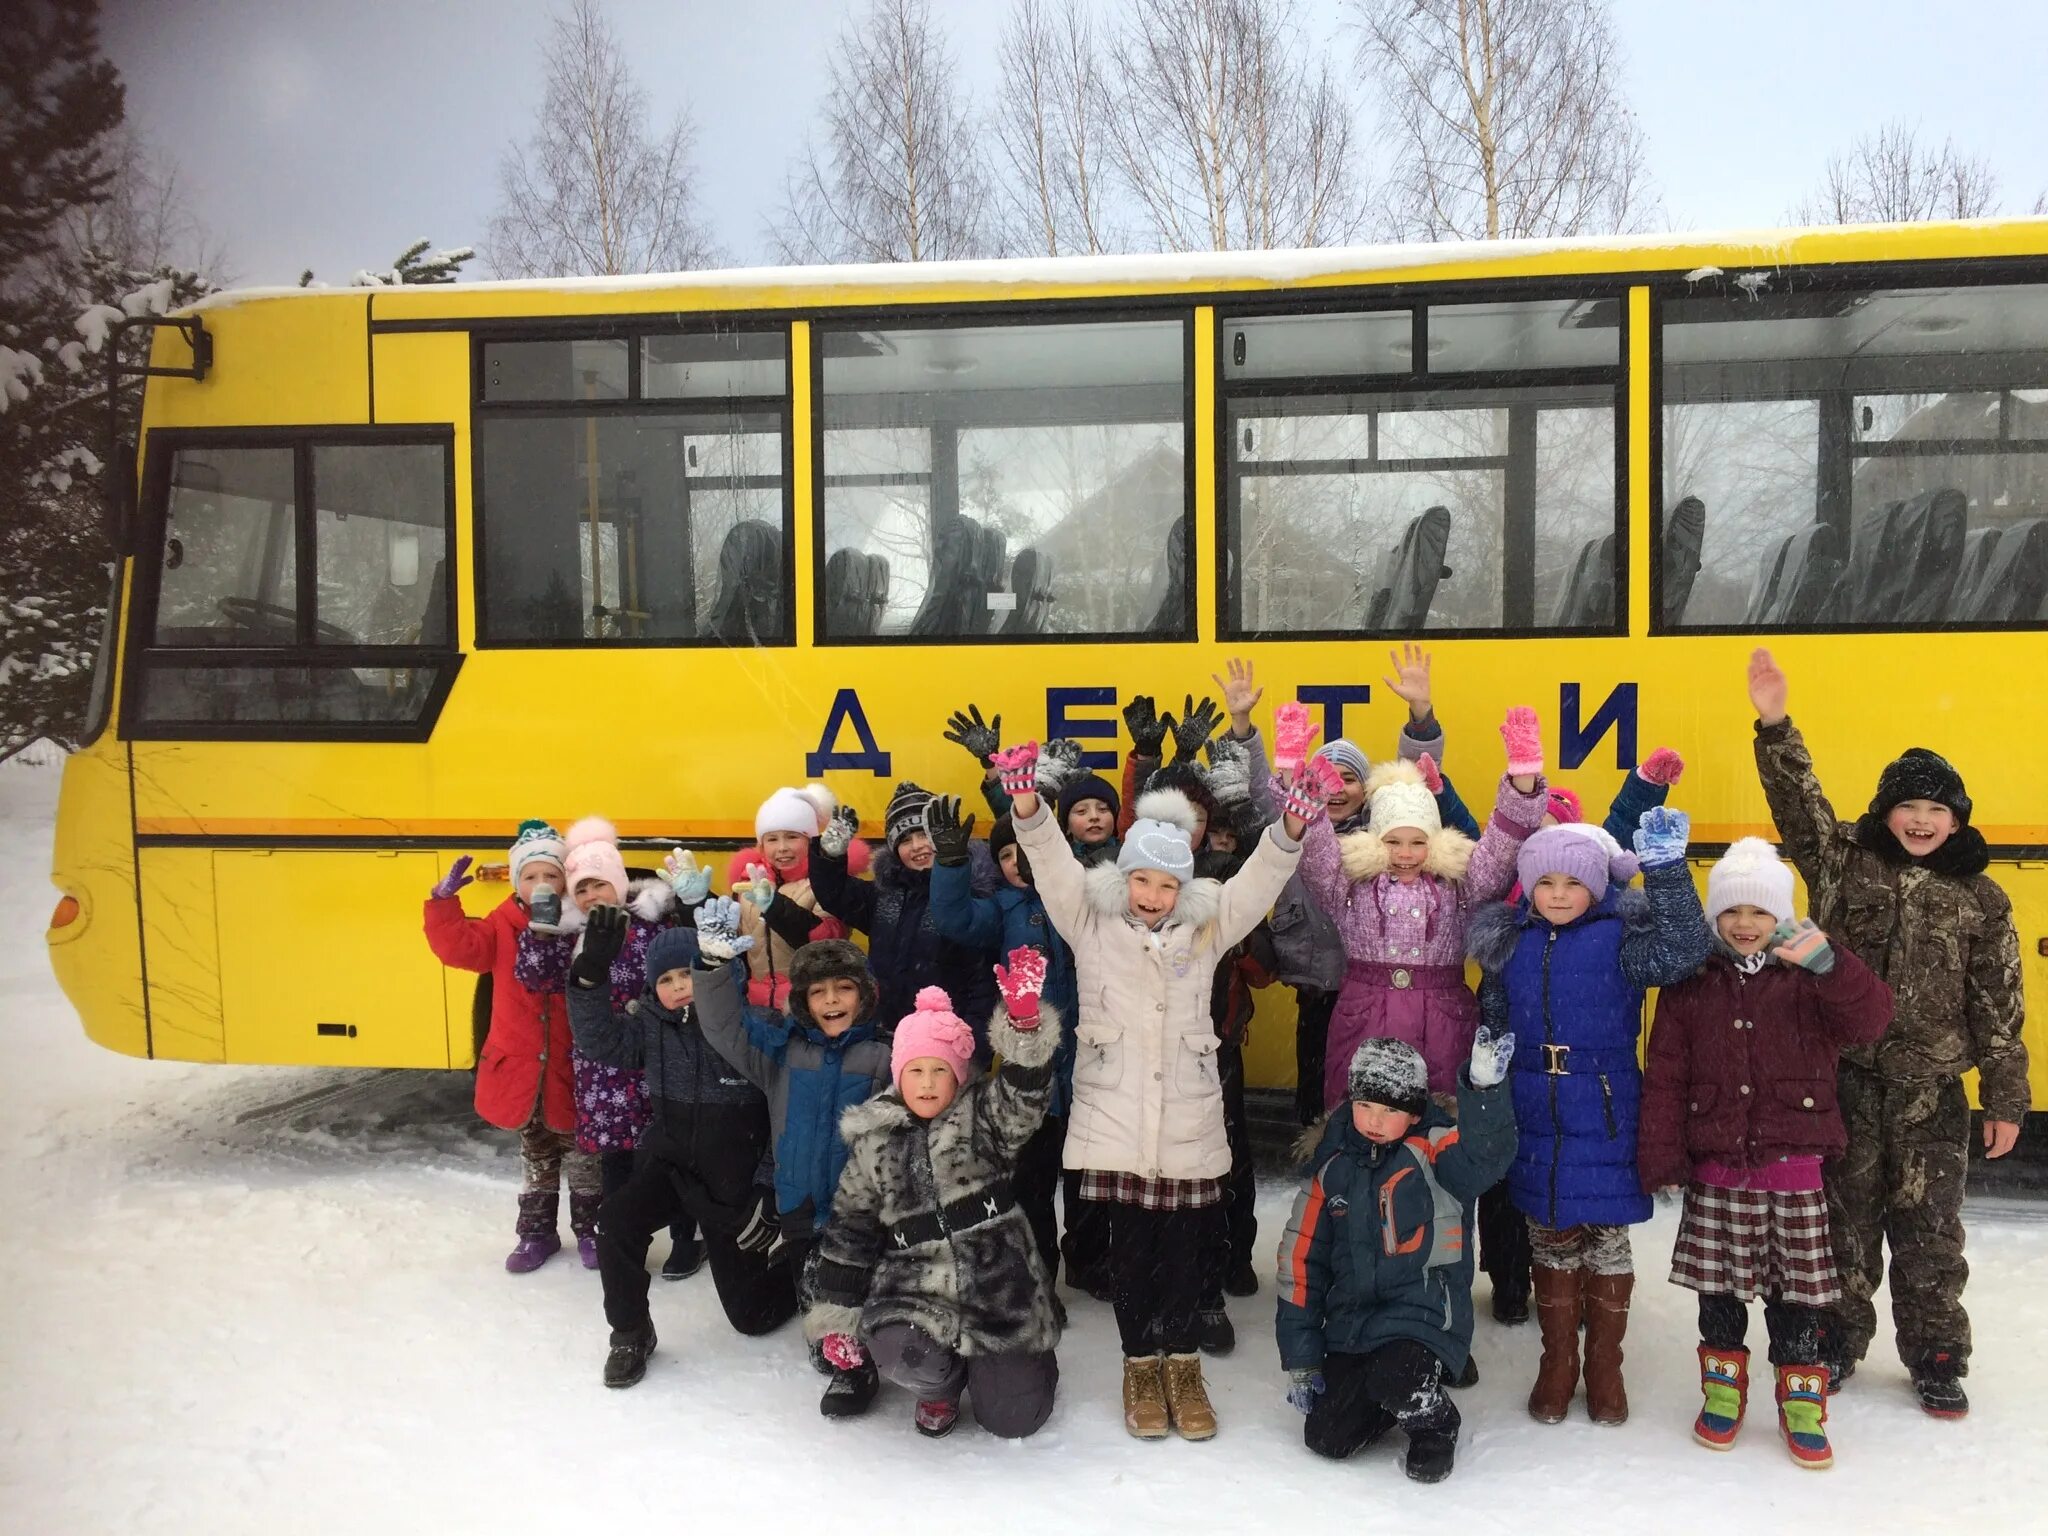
1075,1170,1223,1210
1668,1182,1840,1306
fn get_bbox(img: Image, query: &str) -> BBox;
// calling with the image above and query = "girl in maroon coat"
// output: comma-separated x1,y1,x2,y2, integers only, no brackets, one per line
1640,837,1892,1471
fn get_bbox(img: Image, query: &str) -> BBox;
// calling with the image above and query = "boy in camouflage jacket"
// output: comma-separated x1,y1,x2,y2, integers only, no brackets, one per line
1747,650,2028,1418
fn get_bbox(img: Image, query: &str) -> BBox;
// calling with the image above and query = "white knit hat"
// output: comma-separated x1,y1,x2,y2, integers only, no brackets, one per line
1706,837,1795,925
755,784,836,840
1117,788,1197,882
1365,761,1441,838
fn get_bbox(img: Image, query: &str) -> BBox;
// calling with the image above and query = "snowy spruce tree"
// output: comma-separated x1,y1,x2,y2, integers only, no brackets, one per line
299,239,477,289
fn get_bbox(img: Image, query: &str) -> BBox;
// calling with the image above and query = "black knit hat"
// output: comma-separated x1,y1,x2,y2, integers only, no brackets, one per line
1347,1037,1429,1117
1869,748,1972,826
787,939,879,1031
1144,758,1219,822
1056,773,1121,827
884,780,935,847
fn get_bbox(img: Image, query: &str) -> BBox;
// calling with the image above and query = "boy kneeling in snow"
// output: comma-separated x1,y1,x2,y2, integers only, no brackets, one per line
1277,1033,1518,1483
803,956,1065,1439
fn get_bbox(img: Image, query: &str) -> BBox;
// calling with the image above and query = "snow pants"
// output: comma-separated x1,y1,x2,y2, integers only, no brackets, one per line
1305,1341,1459,1460
867,1323,1058,1439
1101,1200,1221,1356
1295,986,1336,1126
596,1153,795,1338
1199,1039,1258,1308
600,1148,696,1256
518,1108,601,1239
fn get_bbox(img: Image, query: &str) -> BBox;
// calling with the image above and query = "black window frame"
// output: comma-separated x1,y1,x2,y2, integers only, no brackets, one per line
121,424,461,743
469,318,797,650
1650,256,2048,637
1216,281,1630,643
809,303,1199,649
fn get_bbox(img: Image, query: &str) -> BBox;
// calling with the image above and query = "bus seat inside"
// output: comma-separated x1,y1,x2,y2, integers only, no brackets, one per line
1843,488,1966,623
1364,504,1452,631
1661,495,1706,626
1146,519,1188,634
1744,522,1844,628
416,558,448,646
1002,547,1056,635
1548,531,1616,628
1956,518,2048,622
970,521,1009,636
910,517,1001,636
706,519,784,644
825,547,888,637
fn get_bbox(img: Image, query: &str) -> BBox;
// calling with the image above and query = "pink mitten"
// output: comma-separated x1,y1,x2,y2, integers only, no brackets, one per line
994,946,1048,1027
991,741,1041,797
1500,707,1544,778
1272,701,1320,779
1638,746,1685,787
1415,752,1443,795
1280,758,1341,826
821,1332,866,1371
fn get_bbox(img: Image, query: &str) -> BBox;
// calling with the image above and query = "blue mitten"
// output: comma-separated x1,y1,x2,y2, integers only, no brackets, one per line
695,896,755,962
1285,1368,1326,1415
1632,805,1691,869
1468,1026,1515,1088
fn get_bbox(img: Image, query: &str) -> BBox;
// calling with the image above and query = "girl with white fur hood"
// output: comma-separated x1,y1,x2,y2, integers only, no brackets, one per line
1296,707,1551,1112
996,736,1330,1444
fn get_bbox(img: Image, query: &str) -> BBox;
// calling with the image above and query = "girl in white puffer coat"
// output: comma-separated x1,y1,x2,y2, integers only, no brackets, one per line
997,737,1332,1444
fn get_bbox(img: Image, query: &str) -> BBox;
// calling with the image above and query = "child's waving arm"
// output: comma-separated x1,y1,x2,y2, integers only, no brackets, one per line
976,951,1063,1161
691,919,782,1090
1458,708,1551,901
806,804,877,934
1003,744,1088,940
563,908,642,1069
1748,650,1849,897
1429,1034,1520,1201
1619,809,1713,990
421,858,497,973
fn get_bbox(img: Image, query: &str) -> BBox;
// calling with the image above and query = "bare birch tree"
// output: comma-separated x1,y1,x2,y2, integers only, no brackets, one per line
1107,0,1367,252
992,0,1116,256
773,0,991,263
1792,120,2000,224
1355,0,1654,242
487,0,717,277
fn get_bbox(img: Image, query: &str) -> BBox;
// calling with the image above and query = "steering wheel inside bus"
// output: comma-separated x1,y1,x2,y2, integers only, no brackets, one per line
216,596,357,644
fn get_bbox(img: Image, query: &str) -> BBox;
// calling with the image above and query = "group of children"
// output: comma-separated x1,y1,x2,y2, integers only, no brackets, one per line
421,646,2028,1479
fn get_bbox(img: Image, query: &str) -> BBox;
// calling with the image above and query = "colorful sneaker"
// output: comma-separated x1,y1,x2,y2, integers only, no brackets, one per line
1694,1346,1749,1450
1775,1364,1833,1468
504,1234,561,1274
914,1399,960,1438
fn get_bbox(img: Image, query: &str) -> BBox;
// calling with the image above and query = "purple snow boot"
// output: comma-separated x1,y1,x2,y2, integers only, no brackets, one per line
570,1192,603,1270
507,1190,561,1273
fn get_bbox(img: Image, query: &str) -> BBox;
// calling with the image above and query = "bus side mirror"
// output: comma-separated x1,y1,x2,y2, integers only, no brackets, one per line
103,436,138,556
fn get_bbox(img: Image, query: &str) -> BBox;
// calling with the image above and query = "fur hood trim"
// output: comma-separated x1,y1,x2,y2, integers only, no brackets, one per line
1135,786,1201,837
1338,825,1475,882
1465,901,1521,973
626,877,676,925
1081,859,1224,934
803,1301,864,1345
1292,1109,1335,1166
987,1002,1063,1072
840,1089,914,1140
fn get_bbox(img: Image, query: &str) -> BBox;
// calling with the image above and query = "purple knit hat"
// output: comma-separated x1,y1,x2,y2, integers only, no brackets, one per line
1517,823,1639,903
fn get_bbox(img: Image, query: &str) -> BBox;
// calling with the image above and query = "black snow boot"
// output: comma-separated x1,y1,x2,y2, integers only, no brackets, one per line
661,1236,707,1281
820,1361,880,1418
1225,1261,1259,1298
603,1325,656,1389
1197,1308,1236,1356
1911,1350,1969,1419
1453,1353,1480,1389
1404,1428,1458,1483
1491,1285,1530,1326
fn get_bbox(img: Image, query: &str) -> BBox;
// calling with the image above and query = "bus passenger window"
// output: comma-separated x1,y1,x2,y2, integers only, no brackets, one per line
817,318,1189,642
1660,280,2048,631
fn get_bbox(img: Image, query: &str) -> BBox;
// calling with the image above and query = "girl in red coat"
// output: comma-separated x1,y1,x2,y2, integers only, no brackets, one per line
423,819,602,1273
1639,837,1893,1469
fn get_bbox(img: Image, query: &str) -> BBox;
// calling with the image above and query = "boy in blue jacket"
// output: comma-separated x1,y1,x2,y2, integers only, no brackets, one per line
1276,1032,1518,1483
692,902,895,1419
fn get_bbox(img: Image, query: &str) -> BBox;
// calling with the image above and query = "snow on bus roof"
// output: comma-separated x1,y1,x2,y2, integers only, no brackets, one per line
189,217,2048,312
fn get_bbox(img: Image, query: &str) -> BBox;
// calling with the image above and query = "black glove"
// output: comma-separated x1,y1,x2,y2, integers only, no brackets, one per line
735,1189,780,1254
570,904,629,988
1165,694,1223,763
942,703,1002,768
927,794,976,867
1123,693,1166,757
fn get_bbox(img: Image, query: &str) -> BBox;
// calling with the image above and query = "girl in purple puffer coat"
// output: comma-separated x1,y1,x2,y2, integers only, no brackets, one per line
1296,708,1548,1112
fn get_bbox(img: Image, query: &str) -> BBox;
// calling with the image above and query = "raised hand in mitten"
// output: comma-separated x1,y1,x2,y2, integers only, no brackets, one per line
1500,706,1544,778
431,855,474,900
1035,738,1084,798
571,904,629,987
927,795,977,867
1166,694,1223,762
694,896,755,962
1632,805,1691,869
1285,1369,1326,1415
1638,746,1685,787
662,848,712,905
943,703,1002,767
1468,1026,1515,1089
1415,751,1444,796
821,1332,867,1371
819,804,860,859
1769,918,1835,974
1279,757,1342,828
994,945,1049,1027
740,862,776,910
991,741,1041,798
1123,694,1167,758
1272,701,1321,780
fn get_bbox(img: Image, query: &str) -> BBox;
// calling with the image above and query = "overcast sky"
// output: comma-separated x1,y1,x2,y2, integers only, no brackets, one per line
102,0,2048,288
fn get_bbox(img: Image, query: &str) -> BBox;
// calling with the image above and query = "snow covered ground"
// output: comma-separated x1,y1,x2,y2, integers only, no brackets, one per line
3,755,2045,1533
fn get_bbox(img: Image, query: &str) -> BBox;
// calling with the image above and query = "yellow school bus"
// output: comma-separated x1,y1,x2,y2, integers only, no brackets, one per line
44,220,2048,1104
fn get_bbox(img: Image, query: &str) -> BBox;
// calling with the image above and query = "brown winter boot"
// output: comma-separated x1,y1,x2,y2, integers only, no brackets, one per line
1122,1355,1170,1440
1582,1270,1635,1425
1527,1264,1583,1423
1162,1352,1218,1441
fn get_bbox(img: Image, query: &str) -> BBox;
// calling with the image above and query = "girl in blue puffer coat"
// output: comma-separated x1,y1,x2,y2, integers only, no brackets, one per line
1464,807,1710,1430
